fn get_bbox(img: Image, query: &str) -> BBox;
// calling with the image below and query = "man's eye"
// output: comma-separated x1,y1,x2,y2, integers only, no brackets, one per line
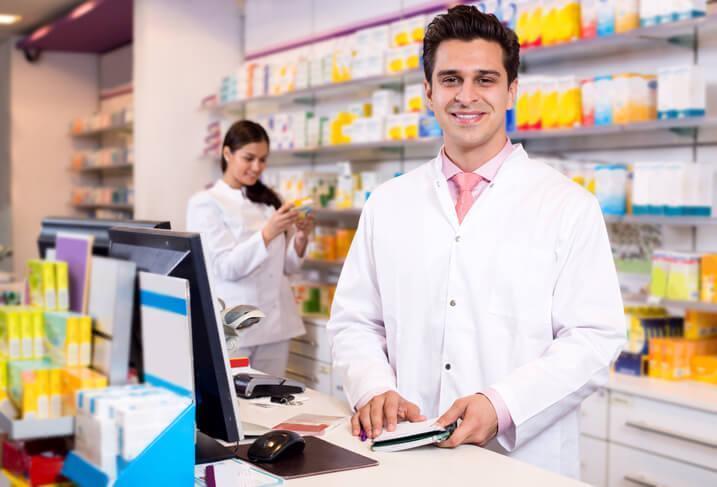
478,78,494,85
442,77,459,85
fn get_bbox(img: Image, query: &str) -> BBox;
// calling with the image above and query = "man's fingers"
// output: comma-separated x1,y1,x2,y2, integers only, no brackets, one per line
437,417,477,448
401,401,426,422
369,396,386,438
358,405,373,439
351,412,360,436
436,400,465,428
383,394,400,432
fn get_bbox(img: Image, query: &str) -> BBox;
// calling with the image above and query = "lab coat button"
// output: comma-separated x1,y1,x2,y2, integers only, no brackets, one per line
445,363,451,370
449,299,456,307
455,236,461,242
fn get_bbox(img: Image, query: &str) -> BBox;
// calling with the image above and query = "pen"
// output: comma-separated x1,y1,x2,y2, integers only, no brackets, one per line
360,428,368,442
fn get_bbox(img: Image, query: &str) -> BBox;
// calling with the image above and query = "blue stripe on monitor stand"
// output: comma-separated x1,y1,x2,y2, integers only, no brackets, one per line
140,290,187,316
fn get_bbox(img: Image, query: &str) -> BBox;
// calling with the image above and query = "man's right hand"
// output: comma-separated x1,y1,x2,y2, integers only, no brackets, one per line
351,391,426,439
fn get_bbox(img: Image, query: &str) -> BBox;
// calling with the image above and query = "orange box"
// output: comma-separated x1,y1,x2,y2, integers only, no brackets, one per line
700,254,717,303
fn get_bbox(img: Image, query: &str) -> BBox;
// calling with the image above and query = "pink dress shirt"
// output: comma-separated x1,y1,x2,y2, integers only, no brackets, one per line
442,138,515,436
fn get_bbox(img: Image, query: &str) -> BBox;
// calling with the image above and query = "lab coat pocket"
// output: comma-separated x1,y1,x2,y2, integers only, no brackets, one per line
488,244,555,323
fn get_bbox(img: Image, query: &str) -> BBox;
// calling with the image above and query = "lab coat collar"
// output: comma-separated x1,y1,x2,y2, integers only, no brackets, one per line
431,143,528,187
212,179,248,201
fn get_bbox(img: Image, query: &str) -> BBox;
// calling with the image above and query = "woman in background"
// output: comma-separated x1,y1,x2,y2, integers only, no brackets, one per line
187,120,313,376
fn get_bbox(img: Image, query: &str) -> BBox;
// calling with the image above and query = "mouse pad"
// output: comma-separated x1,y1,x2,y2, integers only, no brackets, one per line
235,436,379,479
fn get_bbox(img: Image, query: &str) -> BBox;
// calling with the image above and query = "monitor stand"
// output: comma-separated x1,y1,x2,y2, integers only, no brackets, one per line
195,431,236,465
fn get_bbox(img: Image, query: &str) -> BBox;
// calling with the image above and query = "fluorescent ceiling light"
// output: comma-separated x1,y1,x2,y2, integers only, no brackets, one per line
0,14,21,25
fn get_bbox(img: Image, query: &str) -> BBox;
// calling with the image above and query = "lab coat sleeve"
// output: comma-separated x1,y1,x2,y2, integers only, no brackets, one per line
284,232,305,276
489,196,626,452
186,195,269,281
327,199,397,409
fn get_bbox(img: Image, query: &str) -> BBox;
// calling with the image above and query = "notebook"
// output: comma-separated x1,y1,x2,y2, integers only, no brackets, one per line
370,418,457,452
55,233,94,313
235,436,378,480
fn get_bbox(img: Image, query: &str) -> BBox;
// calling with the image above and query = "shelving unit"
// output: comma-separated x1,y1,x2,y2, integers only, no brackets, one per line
303,259,345,270
69,105,134,219
605,215,717,226
205,15,717,114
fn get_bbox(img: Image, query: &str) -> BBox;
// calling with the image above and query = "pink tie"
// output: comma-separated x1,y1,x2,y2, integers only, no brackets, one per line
452,172,482,223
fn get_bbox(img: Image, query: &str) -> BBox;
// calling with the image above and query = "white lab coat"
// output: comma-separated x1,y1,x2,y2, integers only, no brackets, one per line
327,145,626,477
186,180,305,348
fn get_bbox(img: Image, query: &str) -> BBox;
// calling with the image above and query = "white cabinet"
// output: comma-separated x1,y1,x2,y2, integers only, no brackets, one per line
580,378,717,486
609,392,717,470
580,435,608,487
289,321,332,363
608,443,717,487
286,352,333,395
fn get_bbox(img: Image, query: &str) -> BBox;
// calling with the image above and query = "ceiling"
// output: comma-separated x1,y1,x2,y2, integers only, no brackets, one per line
0,0,84,43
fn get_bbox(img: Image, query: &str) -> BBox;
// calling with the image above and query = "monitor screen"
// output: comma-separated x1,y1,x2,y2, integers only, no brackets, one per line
107,227,241,451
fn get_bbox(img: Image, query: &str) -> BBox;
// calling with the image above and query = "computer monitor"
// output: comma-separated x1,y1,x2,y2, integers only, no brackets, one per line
107,227,241,464
37,217,171,258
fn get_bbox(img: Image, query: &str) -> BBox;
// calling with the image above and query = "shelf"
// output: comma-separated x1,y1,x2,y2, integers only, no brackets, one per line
523,15,717,65
72,164,133,174
70,122,133,137
304,259,345,270
512,117,717,140
605,215,717,226
622,293,717,313
0,411,74,441
72,203,134,211
206,70,423,112
268,117,716,161
313,208,363,222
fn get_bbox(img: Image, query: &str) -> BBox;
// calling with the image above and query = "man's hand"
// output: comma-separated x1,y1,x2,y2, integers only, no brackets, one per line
351,391,426,439
436,394,498,448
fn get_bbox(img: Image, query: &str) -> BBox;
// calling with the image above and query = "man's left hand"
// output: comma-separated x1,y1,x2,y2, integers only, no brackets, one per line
435,394,498,448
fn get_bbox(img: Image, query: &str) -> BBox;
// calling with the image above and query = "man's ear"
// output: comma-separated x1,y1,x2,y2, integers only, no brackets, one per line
507,78,518,110
424,78,433,111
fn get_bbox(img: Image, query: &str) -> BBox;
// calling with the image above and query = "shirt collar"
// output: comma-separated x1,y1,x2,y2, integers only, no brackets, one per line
441,138,513,183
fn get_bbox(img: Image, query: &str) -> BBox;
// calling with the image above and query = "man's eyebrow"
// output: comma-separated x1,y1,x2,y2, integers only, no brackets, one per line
436,69,502,77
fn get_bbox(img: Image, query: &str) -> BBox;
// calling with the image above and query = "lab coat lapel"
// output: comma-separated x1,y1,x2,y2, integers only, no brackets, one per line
430,154,460,231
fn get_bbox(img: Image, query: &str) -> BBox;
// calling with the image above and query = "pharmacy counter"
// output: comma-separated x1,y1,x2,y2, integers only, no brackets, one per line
236,387,586,486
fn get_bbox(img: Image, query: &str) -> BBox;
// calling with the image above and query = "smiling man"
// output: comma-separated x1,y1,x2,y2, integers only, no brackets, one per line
327,5,625,478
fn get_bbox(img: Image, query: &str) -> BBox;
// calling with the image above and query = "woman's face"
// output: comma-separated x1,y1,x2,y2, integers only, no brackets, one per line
223,141,269,187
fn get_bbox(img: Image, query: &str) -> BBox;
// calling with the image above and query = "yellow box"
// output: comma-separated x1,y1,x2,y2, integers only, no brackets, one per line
21,371,37,418
66,316,80,367
700,254,717,303
32,310,44,359
50,368,62,418
41,261,57,311
19,309,33,360
27,260,44,307
79,315,92,366
35,369,49,419
684,311,717,340
55,261,69,312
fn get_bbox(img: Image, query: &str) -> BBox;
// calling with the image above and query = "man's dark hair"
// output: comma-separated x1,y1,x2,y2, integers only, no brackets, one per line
423,5,520,86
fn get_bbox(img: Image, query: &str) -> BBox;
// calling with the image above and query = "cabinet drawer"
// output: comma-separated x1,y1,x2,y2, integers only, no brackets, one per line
580,435,607,487
580,388,608,440
290,322,330,363
608,442,717,487
609,392,717,470
286,353,332,395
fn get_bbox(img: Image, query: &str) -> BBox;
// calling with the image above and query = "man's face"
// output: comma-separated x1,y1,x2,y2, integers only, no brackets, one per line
425,38,517,152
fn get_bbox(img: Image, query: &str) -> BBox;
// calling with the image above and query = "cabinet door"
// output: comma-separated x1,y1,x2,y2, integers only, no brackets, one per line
610,392,717,470
580,435,607,487
608,443,717,487
286,353,332,395
580,388,609,440
290,321,331,363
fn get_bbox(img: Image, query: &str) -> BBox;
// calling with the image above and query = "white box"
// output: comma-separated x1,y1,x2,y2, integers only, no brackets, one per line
404,83,425,113
372,90,402,117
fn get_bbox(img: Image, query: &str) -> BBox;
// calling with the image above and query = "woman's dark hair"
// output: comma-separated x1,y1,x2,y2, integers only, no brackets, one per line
221,120,282,209
423,5,520,86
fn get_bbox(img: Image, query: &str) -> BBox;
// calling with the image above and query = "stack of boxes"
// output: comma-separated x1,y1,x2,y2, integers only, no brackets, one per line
617,306,717,382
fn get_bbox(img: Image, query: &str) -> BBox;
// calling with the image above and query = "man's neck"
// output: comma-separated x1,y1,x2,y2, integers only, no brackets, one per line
443,133,508,173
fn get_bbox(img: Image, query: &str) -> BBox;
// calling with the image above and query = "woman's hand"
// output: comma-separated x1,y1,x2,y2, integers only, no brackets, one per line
293,214,315,257
262,202,298,246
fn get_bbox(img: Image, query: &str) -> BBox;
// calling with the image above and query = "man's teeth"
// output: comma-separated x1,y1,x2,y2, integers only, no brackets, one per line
455,113,481,119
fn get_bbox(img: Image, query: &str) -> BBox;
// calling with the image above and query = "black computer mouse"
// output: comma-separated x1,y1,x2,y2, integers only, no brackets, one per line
248,430,306,463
